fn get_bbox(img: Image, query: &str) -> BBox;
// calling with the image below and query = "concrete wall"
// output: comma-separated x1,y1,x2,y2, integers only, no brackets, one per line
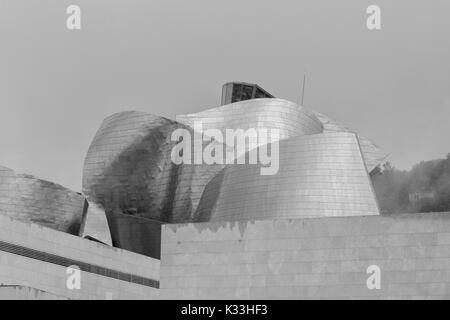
3,212,450,299
0,285,67,300
160,212,450,299
0,215,159,300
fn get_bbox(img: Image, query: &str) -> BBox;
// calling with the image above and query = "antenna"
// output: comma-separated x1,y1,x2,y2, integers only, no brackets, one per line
301,73,306,106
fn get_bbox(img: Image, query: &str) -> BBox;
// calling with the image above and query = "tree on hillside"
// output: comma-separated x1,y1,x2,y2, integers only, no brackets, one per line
371,154,450,214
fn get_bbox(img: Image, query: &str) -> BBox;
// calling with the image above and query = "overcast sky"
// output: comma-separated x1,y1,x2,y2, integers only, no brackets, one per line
1,0,449,191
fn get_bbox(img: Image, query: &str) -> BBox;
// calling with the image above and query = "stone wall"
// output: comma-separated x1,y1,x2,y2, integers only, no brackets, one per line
3,208,450,299
0,215,159,300
0,285,67,300
160,213,450,299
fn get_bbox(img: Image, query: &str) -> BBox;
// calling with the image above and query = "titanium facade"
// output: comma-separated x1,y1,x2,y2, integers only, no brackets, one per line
216,82,387,174
82,111,225,257
195,132,379,221
176,98,324,144
0,165,87,235
312,111,388,172
82,111,213,224
83,90,383,257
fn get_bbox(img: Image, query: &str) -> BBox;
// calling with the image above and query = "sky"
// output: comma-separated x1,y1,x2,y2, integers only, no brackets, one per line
0,0,449,192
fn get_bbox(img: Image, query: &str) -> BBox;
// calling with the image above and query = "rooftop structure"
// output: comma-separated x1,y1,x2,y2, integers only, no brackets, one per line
221,82,274,105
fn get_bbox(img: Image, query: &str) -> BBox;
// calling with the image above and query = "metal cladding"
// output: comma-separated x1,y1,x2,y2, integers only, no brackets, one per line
82,111,224,225
176,98,324,142
83,98,384,257
82,111,180,222
215,82,385,174
0,165,88,235
312,111,388,172
83,100,324,218
194,132,379,222
82,111,226,257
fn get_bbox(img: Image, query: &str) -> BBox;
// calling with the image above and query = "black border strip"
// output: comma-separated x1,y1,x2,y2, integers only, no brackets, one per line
0,240,159,289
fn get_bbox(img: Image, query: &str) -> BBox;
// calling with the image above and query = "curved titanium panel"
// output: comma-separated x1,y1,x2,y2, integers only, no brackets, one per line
312,111,387,172
195,132,380,222
176,98,324,143
82,111,225,252
83,111,186,221
0,165,88,235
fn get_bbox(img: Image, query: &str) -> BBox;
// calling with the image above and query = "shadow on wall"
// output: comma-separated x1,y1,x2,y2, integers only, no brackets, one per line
107,213,162,259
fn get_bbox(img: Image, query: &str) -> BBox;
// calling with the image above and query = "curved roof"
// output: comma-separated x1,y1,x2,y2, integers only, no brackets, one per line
195,132,380,222
0,165,87,235
176,98,324,143
82,111,224,224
